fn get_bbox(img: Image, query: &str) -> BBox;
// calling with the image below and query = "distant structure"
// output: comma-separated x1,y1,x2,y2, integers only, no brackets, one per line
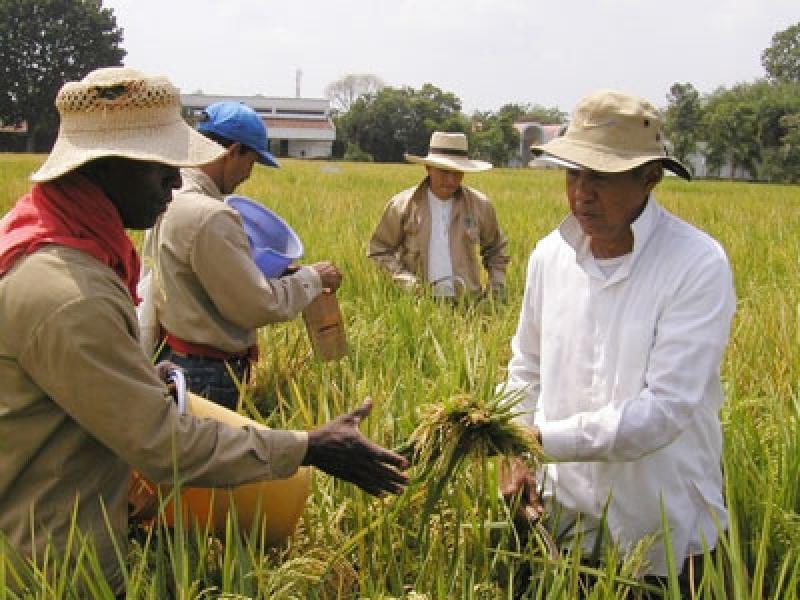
513,122,567,168
181,93,335,159
295,69,302,99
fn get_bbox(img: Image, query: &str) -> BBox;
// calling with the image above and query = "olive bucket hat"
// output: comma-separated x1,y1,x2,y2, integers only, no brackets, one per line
531,89,691,180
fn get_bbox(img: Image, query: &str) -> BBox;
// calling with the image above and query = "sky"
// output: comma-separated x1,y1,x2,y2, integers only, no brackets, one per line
103,0,798,114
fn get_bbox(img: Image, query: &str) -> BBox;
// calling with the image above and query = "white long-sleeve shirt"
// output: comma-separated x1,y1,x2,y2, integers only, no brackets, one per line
506,196,736,575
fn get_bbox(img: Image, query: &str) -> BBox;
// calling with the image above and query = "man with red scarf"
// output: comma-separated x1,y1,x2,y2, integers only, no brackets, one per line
0,67,407,594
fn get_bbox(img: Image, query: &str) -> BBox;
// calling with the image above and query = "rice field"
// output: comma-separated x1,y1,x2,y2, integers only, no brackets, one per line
2,153,800,598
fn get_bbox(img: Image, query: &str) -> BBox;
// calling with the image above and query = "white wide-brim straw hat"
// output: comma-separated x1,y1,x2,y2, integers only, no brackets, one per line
31,67,226,183
405,131,492,173
531,89,691,181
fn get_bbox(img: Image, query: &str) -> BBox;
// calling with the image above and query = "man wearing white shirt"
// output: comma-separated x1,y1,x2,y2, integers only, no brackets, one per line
501,89,736,596
368,132,509,298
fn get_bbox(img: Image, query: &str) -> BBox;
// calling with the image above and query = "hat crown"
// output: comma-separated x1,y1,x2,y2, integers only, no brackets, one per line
429,131,469,154
197,101,278,167
567,89,664,156
55,67,181,132
30,66,226,182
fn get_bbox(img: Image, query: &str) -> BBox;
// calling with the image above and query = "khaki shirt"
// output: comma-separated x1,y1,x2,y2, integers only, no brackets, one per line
0,246,307,589
142,168,322,354
367,179,509,293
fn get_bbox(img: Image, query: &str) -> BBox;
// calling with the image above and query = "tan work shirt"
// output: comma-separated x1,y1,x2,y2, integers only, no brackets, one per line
0,246,308,589
367,179,509,293
142,168,322,355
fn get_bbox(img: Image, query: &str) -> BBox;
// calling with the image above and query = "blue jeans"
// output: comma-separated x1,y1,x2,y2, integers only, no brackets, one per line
158,347,250,411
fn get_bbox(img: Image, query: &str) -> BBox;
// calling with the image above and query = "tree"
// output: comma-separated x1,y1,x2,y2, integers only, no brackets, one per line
664,82,703,169
762,22,800,83
699,80,800,180
0,0,126,151
324,74,385,113
469,106,522,166
336,83,467,162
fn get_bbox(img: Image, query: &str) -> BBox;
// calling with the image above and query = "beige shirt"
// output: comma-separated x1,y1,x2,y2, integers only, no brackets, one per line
0,246,308,589
367,179,509,294
142,168,322,354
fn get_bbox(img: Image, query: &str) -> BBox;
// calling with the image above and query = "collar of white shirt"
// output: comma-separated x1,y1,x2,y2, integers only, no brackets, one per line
558,194,662,284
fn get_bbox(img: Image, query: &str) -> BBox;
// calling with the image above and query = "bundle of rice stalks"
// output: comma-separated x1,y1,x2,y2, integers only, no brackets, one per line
396,389,547,532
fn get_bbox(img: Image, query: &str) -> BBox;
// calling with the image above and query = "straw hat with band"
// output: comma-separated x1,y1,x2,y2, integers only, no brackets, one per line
531,89,691,181
31,67,225,183
405,131,492,173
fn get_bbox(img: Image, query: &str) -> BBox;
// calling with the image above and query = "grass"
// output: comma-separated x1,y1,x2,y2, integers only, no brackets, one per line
2,154,800,597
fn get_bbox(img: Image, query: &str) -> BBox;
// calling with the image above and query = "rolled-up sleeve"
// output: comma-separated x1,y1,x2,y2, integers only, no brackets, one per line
191,211,322,329
367,196,416,280
19,295,308,486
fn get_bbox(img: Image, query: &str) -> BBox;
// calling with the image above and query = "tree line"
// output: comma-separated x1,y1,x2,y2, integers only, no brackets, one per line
330,22,800,182
0,2,798,182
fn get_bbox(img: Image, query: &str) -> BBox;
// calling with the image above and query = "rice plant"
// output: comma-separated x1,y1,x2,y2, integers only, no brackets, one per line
3,154,800,597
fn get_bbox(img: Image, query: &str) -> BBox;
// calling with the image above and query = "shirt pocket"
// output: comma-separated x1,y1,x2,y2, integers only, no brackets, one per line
463,216,480,245
401,214,422,265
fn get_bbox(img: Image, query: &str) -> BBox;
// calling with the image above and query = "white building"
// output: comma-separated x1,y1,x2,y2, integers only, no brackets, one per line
181,94,336,159
512,122,567,168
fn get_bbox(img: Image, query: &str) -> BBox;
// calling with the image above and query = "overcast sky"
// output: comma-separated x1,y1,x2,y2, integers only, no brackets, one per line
103,0,798,113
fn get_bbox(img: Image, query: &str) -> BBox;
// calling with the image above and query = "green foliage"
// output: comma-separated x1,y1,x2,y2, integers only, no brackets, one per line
468,108,520,166
664,78,800,182
335,83,469,162
762,21,800,83
704,80,800,180
342,142,373,162
665,82,702,169
0,0,126,152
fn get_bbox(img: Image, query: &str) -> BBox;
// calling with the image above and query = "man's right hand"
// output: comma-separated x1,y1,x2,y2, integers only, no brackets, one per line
499,456,544,526
310,261,342,292
302,399,409,497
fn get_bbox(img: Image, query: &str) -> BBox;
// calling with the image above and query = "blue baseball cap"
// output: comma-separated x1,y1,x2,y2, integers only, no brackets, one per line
196,102,279,168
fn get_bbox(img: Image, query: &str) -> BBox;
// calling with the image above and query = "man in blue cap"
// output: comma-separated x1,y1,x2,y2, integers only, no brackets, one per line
142,101,342,409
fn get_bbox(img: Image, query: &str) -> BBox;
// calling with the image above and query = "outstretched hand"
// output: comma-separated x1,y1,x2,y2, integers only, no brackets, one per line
303,398,409,497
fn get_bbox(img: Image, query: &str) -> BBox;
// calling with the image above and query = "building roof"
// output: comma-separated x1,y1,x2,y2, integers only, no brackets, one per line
181,93,336,142
181,94,330,116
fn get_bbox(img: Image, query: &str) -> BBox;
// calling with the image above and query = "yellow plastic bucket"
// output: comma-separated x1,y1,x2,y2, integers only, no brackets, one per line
149,387,310,544
164,392,310,543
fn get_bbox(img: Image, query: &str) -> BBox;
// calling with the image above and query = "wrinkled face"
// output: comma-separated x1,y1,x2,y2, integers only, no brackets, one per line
220,144,258,194
88,158,182,229
426,166,464,199
566,164,661,252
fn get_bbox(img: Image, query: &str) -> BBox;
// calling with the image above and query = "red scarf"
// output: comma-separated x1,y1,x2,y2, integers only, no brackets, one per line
0,173,141,303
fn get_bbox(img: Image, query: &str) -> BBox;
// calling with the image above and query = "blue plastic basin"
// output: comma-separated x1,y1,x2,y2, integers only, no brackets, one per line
225,195,304,278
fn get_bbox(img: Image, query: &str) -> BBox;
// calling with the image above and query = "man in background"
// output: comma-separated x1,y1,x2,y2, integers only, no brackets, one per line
367,131,509,299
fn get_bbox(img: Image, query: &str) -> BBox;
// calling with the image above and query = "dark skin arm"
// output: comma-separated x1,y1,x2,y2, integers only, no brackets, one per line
303,398,409,497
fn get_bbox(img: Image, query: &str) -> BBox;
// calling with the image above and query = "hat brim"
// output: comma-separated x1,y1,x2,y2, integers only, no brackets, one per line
405,153,492,173
31,120,226,183
256,148,280,168
531,138,691,181
528,154,583,170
